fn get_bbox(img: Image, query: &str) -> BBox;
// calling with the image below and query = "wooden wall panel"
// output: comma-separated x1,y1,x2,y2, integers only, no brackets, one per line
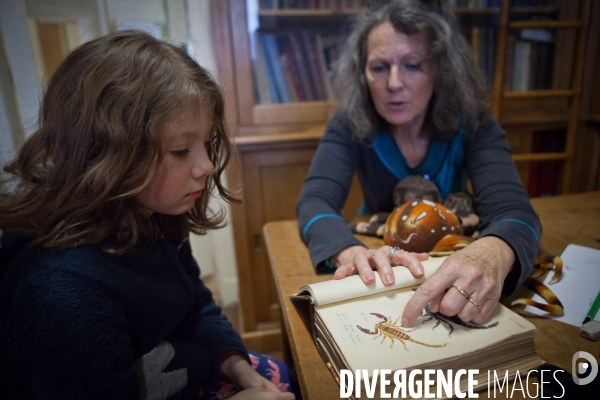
236,140,363,331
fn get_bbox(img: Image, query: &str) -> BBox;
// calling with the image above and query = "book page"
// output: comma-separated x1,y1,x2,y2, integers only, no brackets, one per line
295,256,447,306
316,288,536,373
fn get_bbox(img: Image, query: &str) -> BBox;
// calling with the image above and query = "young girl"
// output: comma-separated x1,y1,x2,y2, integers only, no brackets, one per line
0,31,298,400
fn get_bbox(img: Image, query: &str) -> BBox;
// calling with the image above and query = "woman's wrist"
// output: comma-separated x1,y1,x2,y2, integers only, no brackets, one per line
471,236,515,276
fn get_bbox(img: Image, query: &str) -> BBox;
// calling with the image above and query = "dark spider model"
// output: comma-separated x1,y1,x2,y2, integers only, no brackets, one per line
421,304,499,337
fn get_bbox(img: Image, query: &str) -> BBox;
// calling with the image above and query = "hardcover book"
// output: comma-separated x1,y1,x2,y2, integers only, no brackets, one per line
291,256,543,399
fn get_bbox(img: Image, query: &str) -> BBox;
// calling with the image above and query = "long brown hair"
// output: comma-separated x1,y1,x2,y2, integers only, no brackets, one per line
0,30,238,253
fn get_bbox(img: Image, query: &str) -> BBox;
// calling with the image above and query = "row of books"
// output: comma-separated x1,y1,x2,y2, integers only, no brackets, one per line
259,0,367,9
253,27,554,103
505,29,555,91
253,31,343,104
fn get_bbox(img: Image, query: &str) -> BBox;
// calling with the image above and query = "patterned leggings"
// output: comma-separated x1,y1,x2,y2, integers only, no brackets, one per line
203,351,302,399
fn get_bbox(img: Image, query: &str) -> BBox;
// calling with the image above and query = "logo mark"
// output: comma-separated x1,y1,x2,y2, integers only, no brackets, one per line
571,351,598,385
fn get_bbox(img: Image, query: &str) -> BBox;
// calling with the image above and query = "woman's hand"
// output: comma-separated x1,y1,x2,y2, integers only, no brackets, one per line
331,245,429,286
221,355,295,399
401,236,515,326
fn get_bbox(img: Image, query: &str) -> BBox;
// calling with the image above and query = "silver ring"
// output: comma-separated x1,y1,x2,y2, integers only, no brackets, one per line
388,246,400,263
451,285,469,298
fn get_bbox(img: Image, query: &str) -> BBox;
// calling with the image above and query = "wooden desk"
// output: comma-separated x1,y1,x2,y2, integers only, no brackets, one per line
264,191,600,399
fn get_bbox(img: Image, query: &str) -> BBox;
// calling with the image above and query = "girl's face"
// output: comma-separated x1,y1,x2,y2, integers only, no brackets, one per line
134,103,215,215
365,22,435,131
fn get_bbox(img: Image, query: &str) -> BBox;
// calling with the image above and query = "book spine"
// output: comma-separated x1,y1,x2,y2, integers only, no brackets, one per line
301,30,327,101
254,32,273,104
513,40,532,91
289,32,317,101
259,33,281,103
263,34,291,103
279,39,306,101
280,52,299,101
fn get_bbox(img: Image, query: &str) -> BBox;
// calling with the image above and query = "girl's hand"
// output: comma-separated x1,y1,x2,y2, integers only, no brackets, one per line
401,236,515,325
220,355,294,399
330,245,429,286
229,387,295,400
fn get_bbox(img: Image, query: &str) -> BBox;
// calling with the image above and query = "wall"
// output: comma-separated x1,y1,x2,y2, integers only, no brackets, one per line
0,0,41,170
186,0,240,307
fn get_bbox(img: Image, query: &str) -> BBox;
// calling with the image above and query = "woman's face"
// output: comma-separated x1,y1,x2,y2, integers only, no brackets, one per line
365,21,435,131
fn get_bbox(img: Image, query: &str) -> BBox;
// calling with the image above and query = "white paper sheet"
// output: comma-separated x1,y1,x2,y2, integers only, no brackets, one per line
525,244,600,326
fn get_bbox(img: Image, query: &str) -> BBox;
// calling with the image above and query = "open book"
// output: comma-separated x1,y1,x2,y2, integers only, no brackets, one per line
291,256,543,399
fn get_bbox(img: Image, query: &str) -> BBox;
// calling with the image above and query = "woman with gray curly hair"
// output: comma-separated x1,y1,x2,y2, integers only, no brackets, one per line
297,0,540,326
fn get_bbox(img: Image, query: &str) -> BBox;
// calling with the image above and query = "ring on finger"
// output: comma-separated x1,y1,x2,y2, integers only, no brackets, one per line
451,285,469,298
388,246,400,263
452,285,482,310
466,296,483,310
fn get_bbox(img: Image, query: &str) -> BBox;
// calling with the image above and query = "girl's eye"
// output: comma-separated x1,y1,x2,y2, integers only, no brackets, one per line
170,149,190,158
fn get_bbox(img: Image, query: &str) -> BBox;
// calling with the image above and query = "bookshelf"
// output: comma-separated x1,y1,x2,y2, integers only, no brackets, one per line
210,0,593,352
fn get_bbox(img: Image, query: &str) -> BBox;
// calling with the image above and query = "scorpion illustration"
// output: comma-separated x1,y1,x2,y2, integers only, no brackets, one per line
356,313,447,351
421,303,499,337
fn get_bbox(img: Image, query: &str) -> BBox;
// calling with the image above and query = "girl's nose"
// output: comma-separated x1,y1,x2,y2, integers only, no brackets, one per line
192,153,215,180
388,65,404,91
